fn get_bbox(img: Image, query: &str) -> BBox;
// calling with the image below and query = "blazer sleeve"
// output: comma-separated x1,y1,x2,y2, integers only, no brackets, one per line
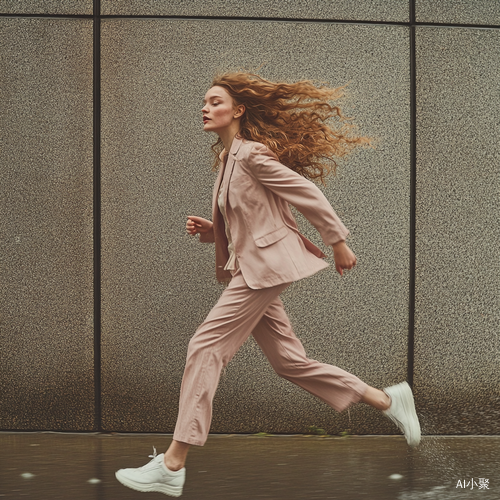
248,143,349,246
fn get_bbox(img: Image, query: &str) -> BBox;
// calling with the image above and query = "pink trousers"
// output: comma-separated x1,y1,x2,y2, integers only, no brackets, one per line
173,269,369,446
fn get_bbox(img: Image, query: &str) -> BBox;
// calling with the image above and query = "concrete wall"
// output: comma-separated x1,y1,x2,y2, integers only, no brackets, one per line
0,17,94,429
1,2,498,435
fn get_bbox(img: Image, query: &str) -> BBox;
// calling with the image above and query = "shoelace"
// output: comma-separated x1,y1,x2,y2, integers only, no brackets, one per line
138,447,160,472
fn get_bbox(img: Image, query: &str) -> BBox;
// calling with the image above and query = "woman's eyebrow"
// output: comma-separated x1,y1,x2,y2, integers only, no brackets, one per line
203,95,223,103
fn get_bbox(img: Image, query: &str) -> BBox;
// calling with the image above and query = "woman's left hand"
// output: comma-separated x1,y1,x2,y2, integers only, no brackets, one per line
332,241,357,276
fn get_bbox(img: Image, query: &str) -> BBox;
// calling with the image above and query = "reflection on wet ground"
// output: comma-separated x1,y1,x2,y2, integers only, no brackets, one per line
0,432,498,499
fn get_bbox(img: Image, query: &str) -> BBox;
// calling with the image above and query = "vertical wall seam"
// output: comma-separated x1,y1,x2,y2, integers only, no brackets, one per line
93,0,102,431
408,0,417,388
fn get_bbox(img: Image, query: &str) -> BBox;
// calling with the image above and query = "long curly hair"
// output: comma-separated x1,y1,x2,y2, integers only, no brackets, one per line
210,72,371,184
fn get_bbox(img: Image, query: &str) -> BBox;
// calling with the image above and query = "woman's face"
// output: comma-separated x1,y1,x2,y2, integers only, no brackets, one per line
202,86,241,134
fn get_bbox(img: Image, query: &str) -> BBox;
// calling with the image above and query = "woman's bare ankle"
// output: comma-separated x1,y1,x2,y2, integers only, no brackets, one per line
163,456,184,472
361,387,391,411
164,439,190,471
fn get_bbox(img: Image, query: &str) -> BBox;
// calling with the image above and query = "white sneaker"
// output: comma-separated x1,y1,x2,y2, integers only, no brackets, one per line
383,382,421,447
115,448,185,497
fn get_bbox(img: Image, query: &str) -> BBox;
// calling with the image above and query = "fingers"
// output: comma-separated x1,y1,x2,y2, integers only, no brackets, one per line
335,259,356,275
186,218,199,235
186,215,207,235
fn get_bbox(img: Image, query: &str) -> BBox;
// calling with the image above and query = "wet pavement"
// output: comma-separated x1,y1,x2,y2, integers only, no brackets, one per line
0,432,499,499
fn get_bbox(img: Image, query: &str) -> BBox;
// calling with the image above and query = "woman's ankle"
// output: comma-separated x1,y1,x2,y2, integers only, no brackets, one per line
163,457,184,472
361,387,391,411
164,439,190,471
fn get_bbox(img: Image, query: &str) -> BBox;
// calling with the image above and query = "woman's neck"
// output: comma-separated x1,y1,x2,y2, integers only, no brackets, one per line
219,123,241,152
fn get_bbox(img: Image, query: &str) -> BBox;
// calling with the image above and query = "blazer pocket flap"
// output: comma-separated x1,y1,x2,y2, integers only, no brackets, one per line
254,226,288,248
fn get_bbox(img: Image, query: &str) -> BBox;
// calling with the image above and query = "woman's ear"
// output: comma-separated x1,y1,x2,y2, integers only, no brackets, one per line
234,104,245,119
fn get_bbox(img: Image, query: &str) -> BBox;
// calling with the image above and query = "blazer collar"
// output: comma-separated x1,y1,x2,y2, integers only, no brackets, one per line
218,135,244,161
228,135,243,157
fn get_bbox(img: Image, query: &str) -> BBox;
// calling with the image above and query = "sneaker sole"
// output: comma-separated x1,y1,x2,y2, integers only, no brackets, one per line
395,383,421,447
115,470,183,497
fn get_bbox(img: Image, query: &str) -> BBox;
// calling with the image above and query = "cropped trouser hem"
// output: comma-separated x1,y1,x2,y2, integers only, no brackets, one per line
173,269,369,447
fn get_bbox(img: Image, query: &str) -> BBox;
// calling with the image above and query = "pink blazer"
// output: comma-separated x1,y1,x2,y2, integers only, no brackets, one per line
199,136,349,289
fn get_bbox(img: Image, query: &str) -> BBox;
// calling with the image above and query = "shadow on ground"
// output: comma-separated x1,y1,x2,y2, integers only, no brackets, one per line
0,432,498,499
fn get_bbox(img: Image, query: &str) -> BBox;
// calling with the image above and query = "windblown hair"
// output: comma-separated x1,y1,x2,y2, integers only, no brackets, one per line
210,72,371,184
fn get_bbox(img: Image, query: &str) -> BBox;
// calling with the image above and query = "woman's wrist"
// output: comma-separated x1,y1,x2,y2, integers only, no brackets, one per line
332,240,346,251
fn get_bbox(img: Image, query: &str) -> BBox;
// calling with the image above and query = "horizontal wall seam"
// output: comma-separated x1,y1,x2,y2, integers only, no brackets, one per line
0,14,93,19
98,15,408,25
0,13,499,29
414,22,500,29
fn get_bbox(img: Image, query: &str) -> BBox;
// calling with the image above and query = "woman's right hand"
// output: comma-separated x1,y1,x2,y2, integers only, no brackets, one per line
186,216,213,236
332,240,357,276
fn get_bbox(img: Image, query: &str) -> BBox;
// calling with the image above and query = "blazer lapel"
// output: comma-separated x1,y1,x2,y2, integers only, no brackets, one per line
221,136,243,211
212,154,226,217
211,136,244,217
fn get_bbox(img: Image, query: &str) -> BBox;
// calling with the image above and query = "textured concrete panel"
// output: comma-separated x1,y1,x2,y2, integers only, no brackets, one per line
416,0,500,25
101,19,410,435
101,0,409,23
0,18,94,430
0,0,92,15
415,27,500,434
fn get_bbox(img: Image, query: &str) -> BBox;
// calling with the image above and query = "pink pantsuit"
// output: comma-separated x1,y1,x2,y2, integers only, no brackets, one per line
173,137,369,446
